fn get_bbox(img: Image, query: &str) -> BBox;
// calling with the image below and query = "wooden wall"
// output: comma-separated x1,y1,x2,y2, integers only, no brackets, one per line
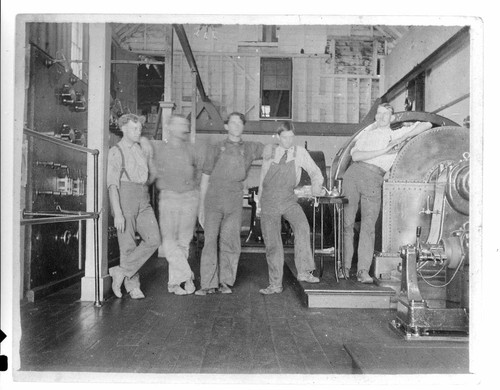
169,53,381,124
125,24,386,124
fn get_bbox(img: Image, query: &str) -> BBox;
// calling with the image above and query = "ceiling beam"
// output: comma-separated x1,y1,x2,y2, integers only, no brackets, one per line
118,24,143,45
373,26,392,39
385,26,403,39
173,24,209,102
382,26,470,103
115,24,132,36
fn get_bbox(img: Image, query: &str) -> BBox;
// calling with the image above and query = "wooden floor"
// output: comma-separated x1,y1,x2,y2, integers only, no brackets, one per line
19,250,469,375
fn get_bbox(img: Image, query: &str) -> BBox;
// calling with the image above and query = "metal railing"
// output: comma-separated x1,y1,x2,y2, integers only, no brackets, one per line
22,127,102,306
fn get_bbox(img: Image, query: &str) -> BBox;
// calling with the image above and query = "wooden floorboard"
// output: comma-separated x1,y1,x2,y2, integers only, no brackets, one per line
268,317,308,374
18,249,470,376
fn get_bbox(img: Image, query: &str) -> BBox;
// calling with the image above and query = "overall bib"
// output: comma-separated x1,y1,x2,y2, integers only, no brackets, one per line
200,144,247,289
260,150,315,288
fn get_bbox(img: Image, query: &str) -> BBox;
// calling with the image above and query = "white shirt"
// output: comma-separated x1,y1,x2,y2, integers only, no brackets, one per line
351,121,421,172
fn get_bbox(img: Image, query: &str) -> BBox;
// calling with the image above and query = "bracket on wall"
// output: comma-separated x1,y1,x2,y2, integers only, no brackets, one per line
186,100,224,124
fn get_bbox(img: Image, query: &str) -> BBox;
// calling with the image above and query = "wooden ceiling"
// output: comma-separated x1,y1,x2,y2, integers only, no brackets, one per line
111,23,410,55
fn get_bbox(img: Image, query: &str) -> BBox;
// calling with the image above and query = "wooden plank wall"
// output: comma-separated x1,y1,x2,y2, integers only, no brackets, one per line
169,52,380,124
124,24,385,125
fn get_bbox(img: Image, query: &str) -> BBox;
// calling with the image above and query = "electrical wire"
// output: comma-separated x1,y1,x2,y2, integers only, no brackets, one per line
417,224,468,288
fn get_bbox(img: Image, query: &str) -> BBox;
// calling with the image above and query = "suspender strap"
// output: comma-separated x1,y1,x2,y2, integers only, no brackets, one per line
115,144,132,182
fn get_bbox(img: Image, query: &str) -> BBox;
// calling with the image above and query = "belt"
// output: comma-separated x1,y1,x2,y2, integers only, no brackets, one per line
355,161,386,176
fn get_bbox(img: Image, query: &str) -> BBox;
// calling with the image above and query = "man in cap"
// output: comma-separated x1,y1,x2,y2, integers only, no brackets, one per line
107,113,161,299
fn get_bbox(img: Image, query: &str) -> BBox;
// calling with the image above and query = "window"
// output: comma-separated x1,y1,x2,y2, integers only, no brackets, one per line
405,71,425,111
262,25,278,43
70,23,83,79
260,58,292,119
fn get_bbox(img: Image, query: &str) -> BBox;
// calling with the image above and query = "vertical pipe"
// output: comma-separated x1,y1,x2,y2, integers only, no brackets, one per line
312,200,316,257
78,220,82,269
160,25,174,141
164,25,173,104
191,70,197,144
339,203,344,275
320,203,324,278
333,203,338,282
320,203,324,250
341,204,344,272
94,152,102,307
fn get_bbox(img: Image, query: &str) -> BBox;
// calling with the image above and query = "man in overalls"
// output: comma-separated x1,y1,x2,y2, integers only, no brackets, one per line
257,121,324,294
107,114,161,299
196,112,265,295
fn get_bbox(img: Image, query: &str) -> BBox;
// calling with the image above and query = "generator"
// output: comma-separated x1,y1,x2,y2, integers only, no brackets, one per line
332,111,470,339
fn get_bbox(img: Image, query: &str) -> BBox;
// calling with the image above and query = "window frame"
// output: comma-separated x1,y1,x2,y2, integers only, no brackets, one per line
259,57,293,120
70,23,84,79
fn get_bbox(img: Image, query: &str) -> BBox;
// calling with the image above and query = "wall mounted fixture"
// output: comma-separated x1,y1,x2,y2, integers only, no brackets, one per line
59,84,76,106
72,91,87,112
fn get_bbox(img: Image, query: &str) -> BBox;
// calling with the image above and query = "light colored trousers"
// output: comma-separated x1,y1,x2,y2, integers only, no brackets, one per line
159,189,199,287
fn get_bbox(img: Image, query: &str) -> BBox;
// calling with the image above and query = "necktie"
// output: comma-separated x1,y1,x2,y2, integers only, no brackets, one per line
279,149,288,165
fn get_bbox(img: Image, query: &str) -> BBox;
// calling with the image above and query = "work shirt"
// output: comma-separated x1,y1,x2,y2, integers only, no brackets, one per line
107,139,149,188
152,141,199,193
260,145,324,192
351,121,421,172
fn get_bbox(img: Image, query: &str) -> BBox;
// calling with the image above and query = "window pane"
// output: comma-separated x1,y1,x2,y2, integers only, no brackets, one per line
260,58,292,119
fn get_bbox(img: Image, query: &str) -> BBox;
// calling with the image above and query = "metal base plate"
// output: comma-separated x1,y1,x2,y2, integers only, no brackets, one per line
389,319,469,342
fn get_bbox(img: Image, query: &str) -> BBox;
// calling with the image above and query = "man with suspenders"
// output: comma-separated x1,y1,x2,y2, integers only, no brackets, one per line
257,121,323,294
107,114,161,299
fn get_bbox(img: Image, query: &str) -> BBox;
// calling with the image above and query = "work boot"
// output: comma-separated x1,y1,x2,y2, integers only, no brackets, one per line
129,287,145,299
297,271,320,283
194,288,216,296
168,284,188,296
339,267,350,280
259,285,283,295
219,282,232,294
109,266,125,298
357,269,373,284
184,279,195,295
